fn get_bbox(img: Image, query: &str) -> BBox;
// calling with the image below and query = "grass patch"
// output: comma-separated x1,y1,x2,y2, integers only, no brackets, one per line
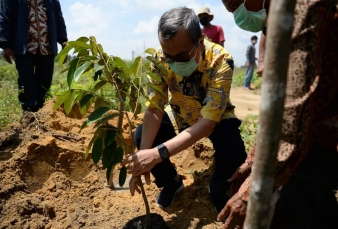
232,67,262,89
240,114,259,151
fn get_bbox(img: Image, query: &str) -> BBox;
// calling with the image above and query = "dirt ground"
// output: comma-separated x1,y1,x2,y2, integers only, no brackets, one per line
0,88,261,229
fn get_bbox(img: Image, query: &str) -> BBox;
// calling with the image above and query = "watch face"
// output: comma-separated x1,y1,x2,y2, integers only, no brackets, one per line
158,144,169,160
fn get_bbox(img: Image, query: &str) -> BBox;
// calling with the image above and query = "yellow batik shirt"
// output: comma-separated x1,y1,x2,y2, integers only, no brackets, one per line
147,39,237,133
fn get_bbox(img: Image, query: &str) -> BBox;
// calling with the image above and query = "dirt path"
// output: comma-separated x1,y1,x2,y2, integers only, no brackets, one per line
0,88,261,229
230,87,261,120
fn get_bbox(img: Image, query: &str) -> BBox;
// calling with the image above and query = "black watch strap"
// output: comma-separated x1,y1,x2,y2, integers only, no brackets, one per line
157,144,170,160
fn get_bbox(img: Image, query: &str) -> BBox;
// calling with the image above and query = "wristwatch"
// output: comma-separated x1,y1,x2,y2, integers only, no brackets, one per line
156,144,170,160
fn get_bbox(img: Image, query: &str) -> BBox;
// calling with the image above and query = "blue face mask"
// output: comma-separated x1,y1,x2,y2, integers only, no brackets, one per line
233,0,267,32
168,43,200,77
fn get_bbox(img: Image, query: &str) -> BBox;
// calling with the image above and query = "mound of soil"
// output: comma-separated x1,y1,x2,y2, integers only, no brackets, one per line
0,100,222,229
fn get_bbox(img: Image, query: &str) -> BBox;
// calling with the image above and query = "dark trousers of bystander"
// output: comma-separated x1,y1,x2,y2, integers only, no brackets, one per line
134,112,247,214
270,144,338,229
15,51,54,112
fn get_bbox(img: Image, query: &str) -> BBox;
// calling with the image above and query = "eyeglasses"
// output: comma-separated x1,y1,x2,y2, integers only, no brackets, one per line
160,42,198,64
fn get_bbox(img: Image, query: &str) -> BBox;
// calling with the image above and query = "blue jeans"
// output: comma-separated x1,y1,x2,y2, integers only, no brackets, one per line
134,113,247,213
15,51,54,112
244,64,254,88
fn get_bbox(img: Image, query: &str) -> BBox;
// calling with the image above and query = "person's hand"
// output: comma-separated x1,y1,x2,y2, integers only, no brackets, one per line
3,47,15,64
228,162,251,196
121,148,161,177
246,61,250,67
217,192,247,229
257,63,263,77
128,172,151,196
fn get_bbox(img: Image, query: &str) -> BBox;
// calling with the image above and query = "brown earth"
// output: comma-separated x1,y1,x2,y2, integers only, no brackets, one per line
0,88,260,229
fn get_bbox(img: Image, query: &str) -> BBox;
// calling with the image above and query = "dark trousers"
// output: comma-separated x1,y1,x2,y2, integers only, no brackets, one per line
270,144,338,229
134,113,247,212
15,51,54,112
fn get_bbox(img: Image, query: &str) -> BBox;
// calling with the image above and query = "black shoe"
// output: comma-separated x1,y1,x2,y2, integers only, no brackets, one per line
156,177,184,208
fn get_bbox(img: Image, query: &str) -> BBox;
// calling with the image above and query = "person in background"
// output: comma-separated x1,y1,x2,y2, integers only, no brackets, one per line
121,6,246,216
243,35,257,90
219,0,338,228
0,0,68,112
197,7,225,47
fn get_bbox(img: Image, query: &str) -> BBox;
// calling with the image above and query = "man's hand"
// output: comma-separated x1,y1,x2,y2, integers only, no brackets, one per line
121,148,161,177
228,162,251,196
128,172,151,196
218,192,247,229
246,61,250,67
3,47,14,64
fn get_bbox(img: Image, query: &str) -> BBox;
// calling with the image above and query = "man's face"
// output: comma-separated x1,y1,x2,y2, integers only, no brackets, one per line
198,13,212,21
251,39,257,45
222,0,266,12
159,27,203,64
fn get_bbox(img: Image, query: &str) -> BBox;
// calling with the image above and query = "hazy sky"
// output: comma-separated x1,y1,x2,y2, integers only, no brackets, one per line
60,0,261,66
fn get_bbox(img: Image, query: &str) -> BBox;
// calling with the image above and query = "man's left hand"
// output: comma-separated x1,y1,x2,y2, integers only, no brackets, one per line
217,192,247,229
121,148,161,177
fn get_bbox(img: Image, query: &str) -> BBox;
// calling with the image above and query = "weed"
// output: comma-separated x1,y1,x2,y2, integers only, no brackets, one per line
240,114,259,152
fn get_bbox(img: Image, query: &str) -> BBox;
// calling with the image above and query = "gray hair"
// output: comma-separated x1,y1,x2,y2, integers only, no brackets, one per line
158,7,202,44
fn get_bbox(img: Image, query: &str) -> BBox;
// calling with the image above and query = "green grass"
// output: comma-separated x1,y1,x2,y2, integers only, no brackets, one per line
232,66,262,89
240,114,259,152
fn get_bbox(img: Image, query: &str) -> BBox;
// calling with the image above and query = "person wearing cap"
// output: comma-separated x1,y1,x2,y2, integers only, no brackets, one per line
121,6,246,215
197,7,225,47
217,0,338,229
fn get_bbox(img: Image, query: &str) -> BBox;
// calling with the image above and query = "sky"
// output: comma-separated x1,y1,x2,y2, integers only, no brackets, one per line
60,0,261,66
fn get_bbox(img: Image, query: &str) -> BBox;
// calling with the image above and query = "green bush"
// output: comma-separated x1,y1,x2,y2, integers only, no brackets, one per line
240,114,259,152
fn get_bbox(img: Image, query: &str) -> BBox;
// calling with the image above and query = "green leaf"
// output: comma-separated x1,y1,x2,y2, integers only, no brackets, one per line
64,90,75,115
115,147,124,163
90,38,98,57
102,141,116,169
106,163,114,183
85,136,95,158
93,70,103,81
80,94,93,108
74,61,91,82
87,107,110,126
147,82,165,97
129,56,142,77
113,56,129,73
67,58,79,88
145,63,162,82
94,80,107,92
144,48,155,55
76,37,89,42
146,56,168,76
53,90,71,111
97,44,104,54
92,137,103,164
104,129,116,148
67,41,91,49
140,89,162,110
119,166,127,187
81,120,88,130
93,113,119,129
73,91,84,105
56,44,73,66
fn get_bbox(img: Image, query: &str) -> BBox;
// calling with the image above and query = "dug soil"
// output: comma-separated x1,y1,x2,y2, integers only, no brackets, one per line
0,89,261,229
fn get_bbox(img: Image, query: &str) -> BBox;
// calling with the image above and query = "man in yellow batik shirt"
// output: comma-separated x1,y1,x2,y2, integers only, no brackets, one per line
122,7,246,215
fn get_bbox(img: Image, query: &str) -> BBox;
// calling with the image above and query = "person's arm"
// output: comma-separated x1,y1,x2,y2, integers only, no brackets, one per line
53,0,68,45
218,26,225,47
246,45,251,67
0,0,15,64
140,107,164,150
257,33,266,76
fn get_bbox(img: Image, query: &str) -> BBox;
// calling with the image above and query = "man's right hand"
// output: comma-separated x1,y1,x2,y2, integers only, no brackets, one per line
128,172,151,196
246,62,250,67
3,47,15,64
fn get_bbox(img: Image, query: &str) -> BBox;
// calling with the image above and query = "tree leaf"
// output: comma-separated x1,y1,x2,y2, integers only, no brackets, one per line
76,37,89,42
145,63,162,82
67,58,79,88
67,41,91,49
129,56,142,77
92,137,103,164
144,48,155,55
94,81,107,92
85,135,95,158
80,94,93,108
146,56,168,76
74,61,91,82
87,107,110,126
119,166,127,187
104,129,116,148
64,90,75,115
56,44,73,66
147,82,165,97
115,147,124,164
93,113,119,129
102,141,116,169
90,38,98,57
113,56,129,73
53,90,71,111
